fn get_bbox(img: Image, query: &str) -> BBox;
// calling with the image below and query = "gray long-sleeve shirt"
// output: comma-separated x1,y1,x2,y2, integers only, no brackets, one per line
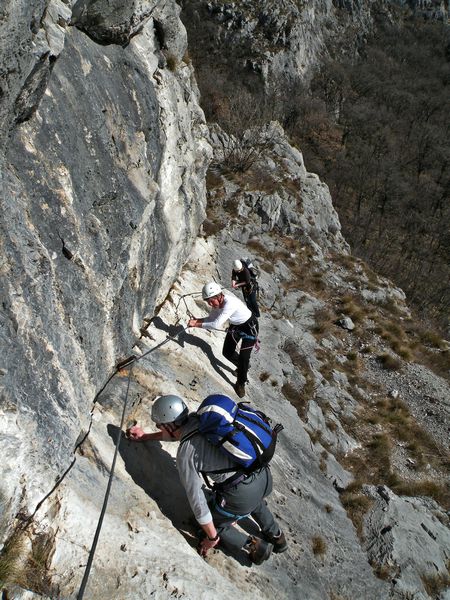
176,415,237,525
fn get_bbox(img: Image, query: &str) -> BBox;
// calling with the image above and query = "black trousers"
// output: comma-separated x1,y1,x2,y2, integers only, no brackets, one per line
222,317,259,386
243,289,260,318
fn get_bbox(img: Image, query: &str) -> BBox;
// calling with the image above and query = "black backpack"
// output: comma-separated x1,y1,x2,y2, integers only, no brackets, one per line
241,258,260,281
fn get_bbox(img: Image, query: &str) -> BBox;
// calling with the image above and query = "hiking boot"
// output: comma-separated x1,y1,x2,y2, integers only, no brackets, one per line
234,383,246,398
244,536,273,565
265,530,288,554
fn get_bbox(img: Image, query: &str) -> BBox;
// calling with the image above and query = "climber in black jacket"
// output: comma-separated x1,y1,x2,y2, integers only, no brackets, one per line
231,259,260,318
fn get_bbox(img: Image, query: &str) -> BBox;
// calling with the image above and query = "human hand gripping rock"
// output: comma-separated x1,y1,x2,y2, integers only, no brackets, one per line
197,535,220,558
188,318,201,328
126,425,145,441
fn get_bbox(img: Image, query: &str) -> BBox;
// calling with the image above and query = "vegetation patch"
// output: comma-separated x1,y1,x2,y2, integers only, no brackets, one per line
285,19,450,333
0,531,25,588
376,352,402,371
165,54,178,71
311,535,327,557
311,307,335,336
0,528,57,596
339,482,374,539
421,568,450,598
334,294,367,323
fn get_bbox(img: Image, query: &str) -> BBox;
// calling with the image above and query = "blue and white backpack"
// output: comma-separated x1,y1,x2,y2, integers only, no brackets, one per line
182,394,283,473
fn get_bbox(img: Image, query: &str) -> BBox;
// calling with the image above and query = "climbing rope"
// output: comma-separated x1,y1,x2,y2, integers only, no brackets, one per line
77,325,188,600
77,287,258,597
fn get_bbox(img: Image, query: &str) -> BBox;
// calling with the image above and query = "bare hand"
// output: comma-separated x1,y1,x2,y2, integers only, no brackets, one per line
197,536,220,558
126,425,145,441
188,318,199,327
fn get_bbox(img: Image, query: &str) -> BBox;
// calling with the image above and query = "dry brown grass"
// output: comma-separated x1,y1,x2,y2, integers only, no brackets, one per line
339,481,374,539
247,237,271,258
16,532,58,596
308,429,323,445
202,219,225,237
260,260,275,274
377,352,402,371
311,535,327,557
0,529,57,596
339,397,450,511
371,314,450,377
335,294,367,323
370,562,393,581
281,381,300,403
421,569,450,597
311,307,335,336
240,165,281,194
205,168,223,190
319,450,329,473
281,380,310,419
390,479,450,510
0,531,25,587
165,54,178,71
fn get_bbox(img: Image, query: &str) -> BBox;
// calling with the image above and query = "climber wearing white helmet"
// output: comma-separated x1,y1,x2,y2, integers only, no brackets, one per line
187,282,259,398
231,259,260,318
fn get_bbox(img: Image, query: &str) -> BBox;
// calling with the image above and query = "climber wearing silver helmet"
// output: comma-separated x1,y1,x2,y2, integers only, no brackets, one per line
187,281,259,398
127,394,287,563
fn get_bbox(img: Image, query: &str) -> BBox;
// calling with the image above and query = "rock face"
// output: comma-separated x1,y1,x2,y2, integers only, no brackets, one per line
0,0,210,539
1,1,450,600
180,0,388,98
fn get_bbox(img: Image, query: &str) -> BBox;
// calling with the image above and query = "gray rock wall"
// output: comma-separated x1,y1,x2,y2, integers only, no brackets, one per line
0,0,210,533
180,0,387,98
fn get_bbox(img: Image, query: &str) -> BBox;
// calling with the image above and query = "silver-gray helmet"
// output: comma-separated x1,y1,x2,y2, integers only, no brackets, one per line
151,395,188,425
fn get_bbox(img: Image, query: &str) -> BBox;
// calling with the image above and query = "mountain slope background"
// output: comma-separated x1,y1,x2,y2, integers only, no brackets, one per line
180,0,450,334
0,1,449,599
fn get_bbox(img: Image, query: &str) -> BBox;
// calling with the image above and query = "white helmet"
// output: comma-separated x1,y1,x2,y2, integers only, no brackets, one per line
233,259,243,271
202,281,222,300
151,395,188,424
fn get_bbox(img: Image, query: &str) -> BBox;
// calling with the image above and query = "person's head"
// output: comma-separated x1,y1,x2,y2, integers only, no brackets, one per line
233,259,243,272
201,281,224,308
151,395,189,435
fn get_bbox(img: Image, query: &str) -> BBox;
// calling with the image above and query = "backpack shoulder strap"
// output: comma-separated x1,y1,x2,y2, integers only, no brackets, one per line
180,428,200,445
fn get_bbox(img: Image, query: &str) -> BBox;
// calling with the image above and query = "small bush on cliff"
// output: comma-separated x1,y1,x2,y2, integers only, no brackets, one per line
312,535,327,557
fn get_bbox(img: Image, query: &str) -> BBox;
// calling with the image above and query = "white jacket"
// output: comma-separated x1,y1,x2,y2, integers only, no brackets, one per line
201,292,252,330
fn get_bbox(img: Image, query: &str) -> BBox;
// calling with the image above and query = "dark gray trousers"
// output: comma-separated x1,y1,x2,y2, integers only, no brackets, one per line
211,467,280,554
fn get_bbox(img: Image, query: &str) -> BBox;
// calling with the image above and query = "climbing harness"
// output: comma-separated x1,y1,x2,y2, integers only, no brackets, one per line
230,319,260,352
213,502,250,521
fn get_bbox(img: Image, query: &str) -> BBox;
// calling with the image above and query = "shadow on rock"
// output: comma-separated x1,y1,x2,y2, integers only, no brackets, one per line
108,424,197,548
151,316,234,386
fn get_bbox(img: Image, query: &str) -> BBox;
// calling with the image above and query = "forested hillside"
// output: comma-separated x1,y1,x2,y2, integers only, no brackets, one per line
185,7,450,335
287,18,450,334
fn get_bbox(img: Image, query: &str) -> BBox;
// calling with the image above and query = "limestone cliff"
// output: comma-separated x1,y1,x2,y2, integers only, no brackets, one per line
1,0,210,554
1,1,449,600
